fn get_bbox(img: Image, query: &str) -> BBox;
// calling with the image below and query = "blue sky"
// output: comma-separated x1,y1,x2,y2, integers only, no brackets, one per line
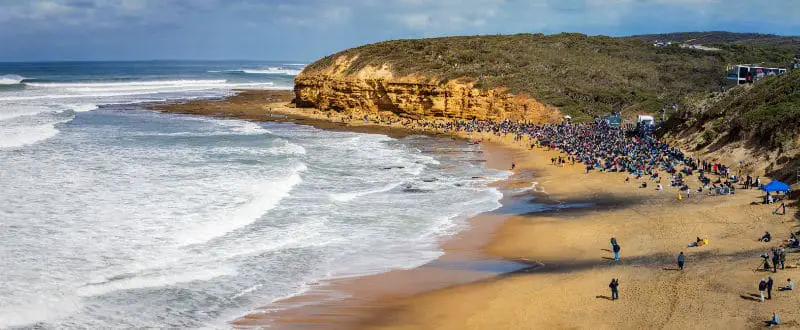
0,0,798,62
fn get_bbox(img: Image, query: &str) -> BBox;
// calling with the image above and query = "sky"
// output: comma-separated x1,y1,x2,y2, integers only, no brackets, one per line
0,0,798,62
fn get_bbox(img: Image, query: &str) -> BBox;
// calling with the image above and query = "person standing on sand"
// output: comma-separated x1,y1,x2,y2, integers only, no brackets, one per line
767,276,774,300
775,202,786,215
677,252,685,270
772,249,780,273
759,278,767,302
780,247,786,270
613,243,621,261
609,279,619,300
610,236,617,250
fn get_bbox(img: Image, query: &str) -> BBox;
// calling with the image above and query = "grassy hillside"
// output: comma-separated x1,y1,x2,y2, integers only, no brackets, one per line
630,31,800,47
660,69,800,185
666,69,800,151
304,33,798,121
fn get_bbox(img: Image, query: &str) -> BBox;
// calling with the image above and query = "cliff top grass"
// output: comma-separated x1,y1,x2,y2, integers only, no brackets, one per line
672,69,800,151
304,32,798,121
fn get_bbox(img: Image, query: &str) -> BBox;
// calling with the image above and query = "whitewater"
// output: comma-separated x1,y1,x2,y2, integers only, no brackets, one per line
0,61,508,328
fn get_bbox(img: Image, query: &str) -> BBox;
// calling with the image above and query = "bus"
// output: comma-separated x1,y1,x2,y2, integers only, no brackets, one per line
727,65,787,85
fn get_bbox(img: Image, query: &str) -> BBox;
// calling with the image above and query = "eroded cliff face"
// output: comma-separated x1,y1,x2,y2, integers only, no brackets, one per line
294,57,560,123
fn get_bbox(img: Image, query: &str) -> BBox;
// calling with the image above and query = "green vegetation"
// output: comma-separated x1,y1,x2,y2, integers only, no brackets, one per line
675,69,800,150
630,31,800,48
304,32,798,121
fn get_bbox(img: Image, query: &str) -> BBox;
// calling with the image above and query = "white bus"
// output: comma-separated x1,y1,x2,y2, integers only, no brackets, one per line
727,65,787,85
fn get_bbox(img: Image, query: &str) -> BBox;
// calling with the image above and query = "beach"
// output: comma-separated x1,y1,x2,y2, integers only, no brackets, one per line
154,90,799,329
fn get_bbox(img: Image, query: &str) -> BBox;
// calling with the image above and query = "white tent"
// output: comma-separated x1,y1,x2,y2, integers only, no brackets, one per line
637,115,655,125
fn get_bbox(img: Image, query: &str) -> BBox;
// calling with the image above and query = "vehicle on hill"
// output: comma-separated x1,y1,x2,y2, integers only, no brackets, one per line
727,64,787,85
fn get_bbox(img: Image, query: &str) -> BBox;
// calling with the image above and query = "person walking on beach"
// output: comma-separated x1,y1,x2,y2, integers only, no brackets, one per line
609,279,619,300
759,278,767,302
767,276,774,300
610,236,617,251
612,243,621,261
677,252,685,270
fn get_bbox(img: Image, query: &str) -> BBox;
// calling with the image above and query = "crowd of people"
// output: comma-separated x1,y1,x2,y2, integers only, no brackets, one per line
408,117,744,195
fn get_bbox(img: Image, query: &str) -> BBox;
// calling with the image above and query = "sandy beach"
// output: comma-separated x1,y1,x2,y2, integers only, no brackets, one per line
358,138,800,329
154,90,798,329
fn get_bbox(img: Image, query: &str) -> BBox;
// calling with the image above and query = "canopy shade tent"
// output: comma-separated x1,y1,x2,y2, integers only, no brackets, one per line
762,180,791,193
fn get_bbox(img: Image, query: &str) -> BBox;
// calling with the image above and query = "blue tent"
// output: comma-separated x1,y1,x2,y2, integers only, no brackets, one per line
762,180,792,193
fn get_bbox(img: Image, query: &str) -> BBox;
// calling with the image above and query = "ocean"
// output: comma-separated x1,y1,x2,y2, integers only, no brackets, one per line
0,61,508,328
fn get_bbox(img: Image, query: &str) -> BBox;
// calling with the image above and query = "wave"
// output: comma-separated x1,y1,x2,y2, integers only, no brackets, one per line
267,138,306,155
176,163,307,246
0,297,81,328
78,266,236,297
0,122,63,149
329,181,403,202
25,79,228,88
0,82,276,102
67,104,99,112
213,119,272,135
0,74,24,85
22,79,277,95
209,68,302,76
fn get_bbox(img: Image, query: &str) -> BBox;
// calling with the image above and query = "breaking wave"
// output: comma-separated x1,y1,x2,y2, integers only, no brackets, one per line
209,67,302,76
0,74,24,85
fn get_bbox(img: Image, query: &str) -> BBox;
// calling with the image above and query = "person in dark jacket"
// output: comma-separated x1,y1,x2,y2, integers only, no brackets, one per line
609,279,619,300
767,276,774,300
677,252,685,270
613,243,621,261
772,250,780,273
759,278,768,303
610,236,617,250
780,248,786,270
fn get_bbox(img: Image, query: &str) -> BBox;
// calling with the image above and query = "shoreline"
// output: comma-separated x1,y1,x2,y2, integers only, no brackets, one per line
233,142,537,329
153,90,799,329
151,90,546,328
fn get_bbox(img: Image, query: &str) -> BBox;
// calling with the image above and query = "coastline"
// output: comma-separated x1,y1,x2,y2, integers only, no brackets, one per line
152,90,544,328
153,90,799,329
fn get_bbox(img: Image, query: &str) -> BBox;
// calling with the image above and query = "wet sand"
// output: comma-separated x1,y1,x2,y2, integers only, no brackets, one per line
153,91,547,328
154,90,799,329
358,139,800,330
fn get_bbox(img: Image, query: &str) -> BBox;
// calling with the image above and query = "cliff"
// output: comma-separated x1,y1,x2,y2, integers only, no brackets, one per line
294,65,559,123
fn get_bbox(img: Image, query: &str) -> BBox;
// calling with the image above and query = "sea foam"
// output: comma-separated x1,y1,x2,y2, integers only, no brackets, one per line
0,74,24,85
176,163,307,246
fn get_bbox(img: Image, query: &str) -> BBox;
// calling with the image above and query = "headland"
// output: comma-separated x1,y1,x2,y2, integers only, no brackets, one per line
153,31,800,329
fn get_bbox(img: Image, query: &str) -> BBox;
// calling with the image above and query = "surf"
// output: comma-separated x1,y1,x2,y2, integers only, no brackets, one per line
0,74,24,85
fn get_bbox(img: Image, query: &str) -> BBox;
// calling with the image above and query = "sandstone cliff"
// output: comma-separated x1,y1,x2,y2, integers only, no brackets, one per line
294,56,560,123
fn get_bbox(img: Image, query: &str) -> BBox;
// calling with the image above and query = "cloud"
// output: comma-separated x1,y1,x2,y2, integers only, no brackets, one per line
0,0,797,61
392,0,504,32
